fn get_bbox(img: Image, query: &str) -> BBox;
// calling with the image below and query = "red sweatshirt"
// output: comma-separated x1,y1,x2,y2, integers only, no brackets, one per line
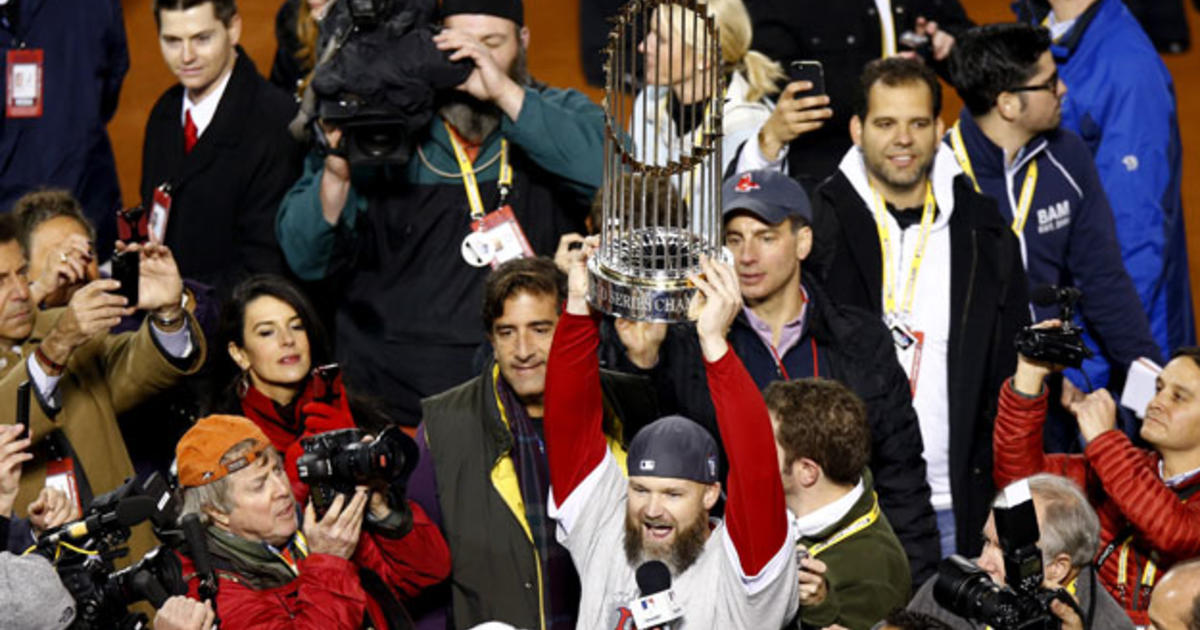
544,312,788,576
993,380,1200,624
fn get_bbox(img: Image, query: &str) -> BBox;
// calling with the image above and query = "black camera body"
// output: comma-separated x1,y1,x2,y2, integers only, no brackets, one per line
40,473,192,630
1014,285,1093,368
934,481,1075,630
295,426,419,536
307,0,473,166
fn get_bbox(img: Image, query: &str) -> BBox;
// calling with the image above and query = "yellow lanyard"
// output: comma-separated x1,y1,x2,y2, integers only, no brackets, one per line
949,121,1039,236
809,493,882,557
1116,536,1159,589
872,182,936,321
270,531,310,576
445,121,513,221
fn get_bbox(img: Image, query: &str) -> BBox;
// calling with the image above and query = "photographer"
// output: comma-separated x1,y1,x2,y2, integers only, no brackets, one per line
277,0,604,428
994,344,1200,625
907,474,1130,630
174,414,450,629
0,211,205,565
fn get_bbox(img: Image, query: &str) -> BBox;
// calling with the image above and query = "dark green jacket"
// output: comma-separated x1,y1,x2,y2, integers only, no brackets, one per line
415,364,657,630
797,471,912,630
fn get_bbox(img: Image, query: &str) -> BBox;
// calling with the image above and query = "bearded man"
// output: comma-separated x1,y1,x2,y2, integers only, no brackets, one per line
277,0,603,426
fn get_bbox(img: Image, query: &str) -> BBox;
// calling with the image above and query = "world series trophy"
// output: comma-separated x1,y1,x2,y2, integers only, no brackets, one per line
588,0,725,322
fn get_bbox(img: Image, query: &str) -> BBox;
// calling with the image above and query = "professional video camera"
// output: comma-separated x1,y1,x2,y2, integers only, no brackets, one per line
1013,285,1093,368
934,481,1079,630
295,426,419,537
297,0,474,166
36,473,215,630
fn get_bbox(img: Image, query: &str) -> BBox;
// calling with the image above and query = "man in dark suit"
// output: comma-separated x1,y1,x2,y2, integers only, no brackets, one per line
141,0,301,293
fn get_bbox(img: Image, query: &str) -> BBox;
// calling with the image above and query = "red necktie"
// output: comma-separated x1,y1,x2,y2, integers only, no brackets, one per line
184,109,198,154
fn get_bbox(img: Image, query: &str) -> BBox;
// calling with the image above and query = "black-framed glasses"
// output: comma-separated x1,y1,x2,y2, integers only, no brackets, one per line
1007,72,1060,94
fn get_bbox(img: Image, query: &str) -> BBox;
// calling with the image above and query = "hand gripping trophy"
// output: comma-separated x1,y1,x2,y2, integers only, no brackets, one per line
588,0,725,322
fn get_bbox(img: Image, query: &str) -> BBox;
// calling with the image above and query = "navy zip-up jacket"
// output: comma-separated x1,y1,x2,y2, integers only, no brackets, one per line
945,110,1162,391
1014,0,1194,365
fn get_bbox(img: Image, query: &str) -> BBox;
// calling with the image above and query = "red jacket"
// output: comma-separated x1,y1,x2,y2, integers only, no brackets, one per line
993,380,1200,624
240,373,358,505
177,501,450,629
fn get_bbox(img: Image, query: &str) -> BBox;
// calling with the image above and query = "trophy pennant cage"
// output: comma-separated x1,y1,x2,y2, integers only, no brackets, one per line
588,0,725,322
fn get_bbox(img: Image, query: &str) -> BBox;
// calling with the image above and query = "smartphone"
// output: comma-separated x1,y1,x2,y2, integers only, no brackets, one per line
788,60,826,100
312,363,343,404
16,381,29,437
111,249,139,307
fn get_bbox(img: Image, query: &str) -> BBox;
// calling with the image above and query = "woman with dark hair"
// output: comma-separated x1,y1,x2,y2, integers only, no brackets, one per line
217,274,378,500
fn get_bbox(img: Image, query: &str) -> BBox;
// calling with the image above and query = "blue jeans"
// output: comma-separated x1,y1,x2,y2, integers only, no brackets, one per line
937,508,957,558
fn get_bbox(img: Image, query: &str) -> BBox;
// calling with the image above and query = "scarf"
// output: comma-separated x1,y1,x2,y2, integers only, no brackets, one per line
495,370,580,629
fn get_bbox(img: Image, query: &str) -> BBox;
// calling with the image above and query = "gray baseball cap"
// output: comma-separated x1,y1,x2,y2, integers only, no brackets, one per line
722,169,812,226
0,552,76,629
627,415,720,484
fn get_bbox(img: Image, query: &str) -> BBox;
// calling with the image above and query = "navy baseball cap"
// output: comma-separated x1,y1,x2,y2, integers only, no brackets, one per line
627,415,720,484
722,169,812,226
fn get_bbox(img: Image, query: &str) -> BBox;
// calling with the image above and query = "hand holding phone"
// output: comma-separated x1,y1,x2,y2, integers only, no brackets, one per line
756,61,832,159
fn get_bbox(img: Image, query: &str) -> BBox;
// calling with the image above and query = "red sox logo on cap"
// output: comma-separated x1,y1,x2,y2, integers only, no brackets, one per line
734,174,759,193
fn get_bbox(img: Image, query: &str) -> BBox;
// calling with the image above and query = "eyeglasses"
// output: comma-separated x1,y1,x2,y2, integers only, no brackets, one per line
1007,72,1060,94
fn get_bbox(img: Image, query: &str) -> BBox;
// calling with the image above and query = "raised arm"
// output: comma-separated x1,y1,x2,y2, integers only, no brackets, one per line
545,242,609,503
691,257,788,576
993,352,1092,490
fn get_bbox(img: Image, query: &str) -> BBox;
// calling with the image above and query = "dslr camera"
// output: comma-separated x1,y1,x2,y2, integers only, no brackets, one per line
295,426,419,537
934,481,1077,630
1014,285,1093,368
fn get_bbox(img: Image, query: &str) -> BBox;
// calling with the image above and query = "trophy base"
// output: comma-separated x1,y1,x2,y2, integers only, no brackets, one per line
587,256,696,323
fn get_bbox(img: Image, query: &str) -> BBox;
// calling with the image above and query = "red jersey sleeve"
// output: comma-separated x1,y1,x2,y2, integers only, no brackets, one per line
705,346,788,576
544,311,609,503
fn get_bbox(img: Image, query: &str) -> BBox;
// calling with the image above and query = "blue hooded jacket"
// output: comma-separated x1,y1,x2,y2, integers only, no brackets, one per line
1014,0,1194,357
944,110,1162,391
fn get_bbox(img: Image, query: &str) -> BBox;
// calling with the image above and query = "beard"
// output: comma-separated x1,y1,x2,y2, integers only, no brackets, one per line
437,45,531,144
623,509,709,576
862,147,934,195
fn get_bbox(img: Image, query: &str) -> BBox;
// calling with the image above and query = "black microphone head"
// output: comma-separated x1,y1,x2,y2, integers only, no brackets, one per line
115,495,158,527
636,560,672,596
1030,285,1061,306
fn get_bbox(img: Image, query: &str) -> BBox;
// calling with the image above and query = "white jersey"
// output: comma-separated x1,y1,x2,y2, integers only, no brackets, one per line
548,451,799,630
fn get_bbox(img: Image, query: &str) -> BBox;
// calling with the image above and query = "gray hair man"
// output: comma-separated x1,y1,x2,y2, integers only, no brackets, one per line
907,474,1132,630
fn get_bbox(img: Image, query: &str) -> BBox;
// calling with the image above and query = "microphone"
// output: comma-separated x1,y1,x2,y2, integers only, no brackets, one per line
43,495,156,546
630,560,683,629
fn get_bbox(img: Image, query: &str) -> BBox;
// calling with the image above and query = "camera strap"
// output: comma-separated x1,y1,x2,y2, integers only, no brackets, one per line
870,181,935,324
949,121,1040,236
807,492,881,557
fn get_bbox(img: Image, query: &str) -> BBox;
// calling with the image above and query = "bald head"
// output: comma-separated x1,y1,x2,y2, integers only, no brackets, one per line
1149,559,1200,630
